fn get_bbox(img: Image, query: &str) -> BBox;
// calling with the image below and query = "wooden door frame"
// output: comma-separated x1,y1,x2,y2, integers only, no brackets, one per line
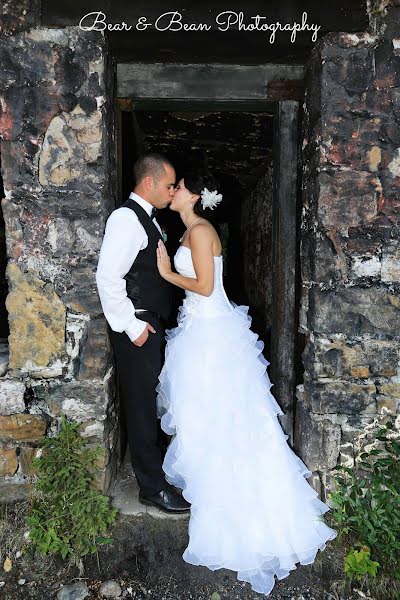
116,63,302,443
271,100,299,444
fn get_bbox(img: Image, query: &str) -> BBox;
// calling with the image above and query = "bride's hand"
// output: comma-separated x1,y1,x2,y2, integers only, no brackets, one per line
156,240,172,278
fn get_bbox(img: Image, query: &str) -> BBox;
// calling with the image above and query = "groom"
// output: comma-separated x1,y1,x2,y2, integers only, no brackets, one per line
96,153,190,513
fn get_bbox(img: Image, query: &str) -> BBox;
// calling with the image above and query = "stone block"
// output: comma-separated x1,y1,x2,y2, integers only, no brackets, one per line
29,362,64,379
39,105,103,190
309,286,400,336
381,239,400,283
318,171,377,230
373,37,400,90
315,345,345,379
79,419,105,442
77,317,112,380
0,380,25,415
323,48,373,95
313,231,346,285
34,380,108,422
368,145,382,171
0,445,18,476
378,383,400,397
377,395,400,415
93,446,109,470
1,198,23,260
0,85,25,141
379,190,400,225
46,217,75,257
321,117,384,169
350,366,370,378
294,401,341,471
347,223,393,249
308,336,399,380
0,0,40,36
0,414,46,441
65,312,90,377
18,446,39,477
393,88,400,122
303,380,376,415
0,481,32,502
338,441,355,468
74,222,102,257
6,262,66,369
364,339,399,377
0,343,9,377
340,415,383,445
350,255,381,280
308,472,322,496
56,264,102,315
388,147,400,179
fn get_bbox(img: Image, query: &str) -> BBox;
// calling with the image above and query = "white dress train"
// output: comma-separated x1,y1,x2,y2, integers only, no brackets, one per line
156,246,337,596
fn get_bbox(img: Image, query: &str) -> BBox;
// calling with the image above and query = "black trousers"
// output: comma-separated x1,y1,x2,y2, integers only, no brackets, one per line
109,312,168,495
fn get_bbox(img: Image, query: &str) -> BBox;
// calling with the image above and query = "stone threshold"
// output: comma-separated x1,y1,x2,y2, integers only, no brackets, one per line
109,462,189,520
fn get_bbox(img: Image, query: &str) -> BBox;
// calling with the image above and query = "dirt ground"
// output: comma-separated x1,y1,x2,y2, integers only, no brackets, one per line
1,507,387,600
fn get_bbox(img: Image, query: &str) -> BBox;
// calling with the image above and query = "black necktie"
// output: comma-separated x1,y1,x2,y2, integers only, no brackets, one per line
151,207,157,219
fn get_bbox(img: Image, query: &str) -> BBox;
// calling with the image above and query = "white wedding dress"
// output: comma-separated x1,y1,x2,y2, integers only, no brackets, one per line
156,246,337,596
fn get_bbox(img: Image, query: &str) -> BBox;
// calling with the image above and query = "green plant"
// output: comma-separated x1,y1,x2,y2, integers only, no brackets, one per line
344,544,380,581
328,419,400,578
26,414,117,562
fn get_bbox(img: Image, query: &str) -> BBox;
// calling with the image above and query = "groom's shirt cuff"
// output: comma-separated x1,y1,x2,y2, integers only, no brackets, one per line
124,318,147,342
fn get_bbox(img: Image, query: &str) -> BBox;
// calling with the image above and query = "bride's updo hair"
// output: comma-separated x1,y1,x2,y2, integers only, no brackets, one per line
183,172,220,216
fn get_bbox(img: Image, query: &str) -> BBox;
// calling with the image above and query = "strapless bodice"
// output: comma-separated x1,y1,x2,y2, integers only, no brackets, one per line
173,246,233,318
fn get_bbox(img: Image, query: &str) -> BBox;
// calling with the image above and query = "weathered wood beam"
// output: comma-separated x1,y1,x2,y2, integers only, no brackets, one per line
271,100,299,443
117,63,304,101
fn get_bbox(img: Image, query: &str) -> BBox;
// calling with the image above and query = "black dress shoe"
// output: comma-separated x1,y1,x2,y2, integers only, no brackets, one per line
139,487,191,513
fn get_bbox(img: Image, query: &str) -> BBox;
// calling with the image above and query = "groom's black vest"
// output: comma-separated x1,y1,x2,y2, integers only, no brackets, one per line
122,199,172,320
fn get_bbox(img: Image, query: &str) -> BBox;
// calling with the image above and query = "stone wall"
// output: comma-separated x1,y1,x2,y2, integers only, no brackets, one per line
241,165,274,341
1,0,399,503
0,15,117,498
297,2,400,495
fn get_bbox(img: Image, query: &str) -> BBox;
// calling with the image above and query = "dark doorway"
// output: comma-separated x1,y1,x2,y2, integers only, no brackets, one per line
115,62,304,445
119,107,276,350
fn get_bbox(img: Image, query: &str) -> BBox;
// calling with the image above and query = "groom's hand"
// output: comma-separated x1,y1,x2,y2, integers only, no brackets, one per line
133,322,156,347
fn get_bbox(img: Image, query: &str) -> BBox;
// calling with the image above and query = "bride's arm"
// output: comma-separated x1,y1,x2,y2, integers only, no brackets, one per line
156,226,215,297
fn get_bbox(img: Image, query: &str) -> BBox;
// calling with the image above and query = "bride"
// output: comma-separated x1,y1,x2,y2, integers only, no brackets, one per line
155,171,337,596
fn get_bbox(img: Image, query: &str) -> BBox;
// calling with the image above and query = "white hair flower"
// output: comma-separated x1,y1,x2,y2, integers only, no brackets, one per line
200,187,223,210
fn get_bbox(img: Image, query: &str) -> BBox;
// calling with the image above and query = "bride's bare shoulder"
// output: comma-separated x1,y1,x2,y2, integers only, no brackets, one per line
189,220,221,255
189,220,218,242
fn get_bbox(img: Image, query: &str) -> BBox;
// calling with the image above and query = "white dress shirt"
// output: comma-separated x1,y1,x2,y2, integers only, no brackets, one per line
96,192,163,342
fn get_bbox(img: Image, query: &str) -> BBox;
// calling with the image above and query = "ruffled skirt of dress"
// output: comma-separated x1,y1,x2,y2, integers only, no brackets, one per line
156,302,337,596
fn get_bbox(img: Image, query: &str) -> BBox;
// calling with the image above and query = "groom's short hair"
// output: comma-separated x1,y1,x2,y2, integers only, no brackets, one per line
134,153,174,185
